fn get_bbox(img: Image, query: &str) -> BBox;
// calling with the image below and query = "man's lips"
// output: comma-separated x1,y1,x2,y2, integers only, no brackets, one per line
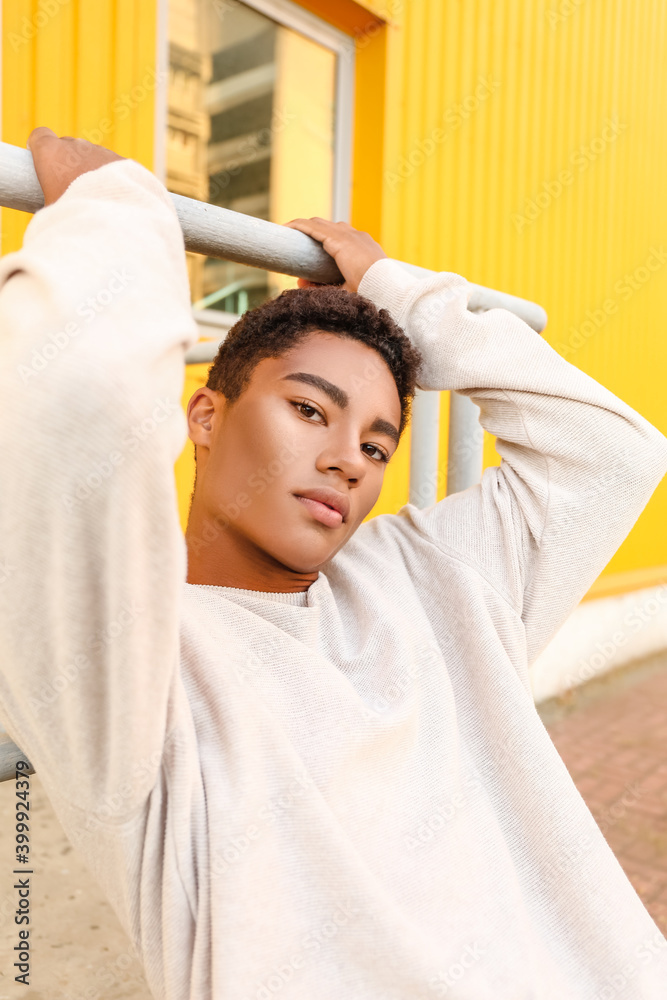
292,488,350,528
295,496,343,527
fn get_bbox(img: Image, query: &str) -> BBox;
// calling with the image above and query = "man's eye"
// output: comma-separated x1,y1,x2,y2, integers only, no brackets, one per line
362,443,389,463
292,400,324,422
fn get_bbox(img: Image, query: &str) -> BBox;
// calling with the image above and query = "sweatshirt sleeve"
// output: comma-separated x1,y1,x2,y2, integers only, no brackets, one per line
357,258,667,665
0,158,200,816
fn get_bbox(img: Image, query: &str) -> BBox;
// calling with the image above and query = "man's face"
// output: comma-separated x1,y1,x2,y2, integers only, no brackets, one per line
187,330,403,574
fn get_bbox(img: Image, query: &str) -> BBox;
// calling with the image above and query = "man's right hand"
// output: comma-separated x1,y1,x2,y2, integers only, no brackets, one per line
27,126,126,207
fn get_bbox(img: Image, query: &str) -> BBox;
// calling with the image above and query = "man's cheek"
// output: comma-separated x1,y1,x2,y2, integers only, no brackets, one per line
358,479,384,522
247,471,268,495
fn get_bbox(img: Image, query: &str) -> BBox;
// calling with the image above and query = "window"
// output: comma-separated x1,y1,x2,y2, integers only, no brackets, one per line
164,0,354,317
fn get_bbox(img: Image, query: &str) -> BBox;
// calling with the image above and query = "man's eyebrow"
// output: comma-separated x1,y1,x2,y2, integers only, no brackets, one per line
280,372,400,447
280,372,349,408
369,418,400,446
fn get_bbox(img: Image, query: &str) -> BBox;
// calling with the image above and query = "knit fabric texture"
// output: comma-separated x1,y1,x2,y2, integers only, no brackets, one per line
1,158,667,999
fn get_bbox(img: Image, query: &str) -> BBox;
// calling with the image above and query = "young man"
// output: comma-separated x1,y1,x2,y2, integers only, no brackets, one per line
1,126,666,999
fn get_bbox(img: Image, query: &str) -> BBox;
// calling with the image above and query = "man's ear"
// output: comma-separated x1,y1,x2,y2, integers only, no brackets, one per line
187,387,222,455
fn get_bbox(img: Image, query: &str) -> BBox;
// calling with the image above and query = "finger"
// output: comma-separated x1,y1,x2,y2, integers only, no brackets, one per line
26,126,57,152
284,217,333,234
284,220,335,247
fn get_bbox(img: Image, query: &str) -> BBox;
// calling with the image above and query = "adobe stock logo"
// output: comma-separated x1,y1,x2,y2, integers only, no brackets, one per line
8,0,71,51
385,76,501,192
17,269,134,383
511,117,628,233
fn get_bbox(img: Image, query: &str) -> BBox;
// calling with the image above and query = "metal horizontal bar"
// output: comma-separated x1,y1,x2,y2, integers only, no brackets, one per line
0,141,547,333
0,734,33,782
396,261,547,332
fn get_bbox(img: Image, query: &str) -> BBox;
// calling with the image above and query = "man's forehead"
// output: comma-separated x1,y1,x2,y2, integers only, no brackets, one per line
249,333,402,425
270,331,393,380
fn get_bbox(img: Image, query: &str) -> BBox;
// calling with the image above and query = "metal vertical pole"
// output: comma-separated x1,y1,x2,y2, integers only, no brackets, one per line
446,393,484,495
409,389,442,507
409,391,484,505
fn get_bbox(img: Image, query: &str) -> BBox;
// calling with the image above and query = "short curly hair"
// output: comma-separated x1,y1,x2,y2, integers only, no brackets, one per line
202,284,422,443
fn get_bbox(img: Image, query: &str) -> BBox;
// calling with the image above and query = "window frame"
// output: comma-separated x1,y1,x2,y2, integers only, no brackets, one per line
155,0,355,336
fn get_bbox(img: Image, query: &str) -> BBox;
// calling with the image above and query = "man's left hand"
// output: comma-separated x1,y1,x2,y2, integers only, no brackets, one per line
283,217,387,293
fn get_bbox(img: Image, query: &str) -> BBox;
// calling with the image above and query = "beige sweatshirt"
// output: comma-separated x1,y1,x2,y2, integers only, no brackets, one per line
1,158,666,1000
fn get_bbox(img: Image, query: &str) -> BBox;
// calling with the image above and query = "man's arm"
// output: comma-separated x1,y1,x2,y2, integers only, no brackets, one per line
358,258,667,662
0,133,200,816
284,217,667,664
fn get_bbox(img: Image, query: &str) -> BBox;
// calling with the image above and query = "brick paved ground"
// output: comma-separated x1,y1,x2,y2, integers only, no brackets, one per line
542,655,667,937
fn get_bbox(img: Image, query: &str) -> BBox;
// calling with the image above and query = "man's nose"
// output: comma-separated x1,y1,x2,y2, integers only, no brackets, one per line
316,435,366,483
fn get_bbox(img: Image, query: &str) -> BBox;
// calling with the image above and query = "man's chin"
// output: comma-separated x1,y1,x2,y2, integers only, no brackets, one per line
254,505,356,574
267,548,332,577
262,531,343,576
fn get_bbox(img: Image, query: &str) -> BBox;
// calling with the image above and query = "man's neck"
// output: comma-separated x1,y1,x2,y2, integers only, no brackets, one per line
185,511,318,593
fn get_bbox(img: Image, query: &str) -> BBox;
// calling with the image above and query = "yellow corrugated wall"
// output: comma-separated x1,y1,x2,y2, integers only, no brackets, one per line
4,0,667,599
359,0,667,599
1,0,157,254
